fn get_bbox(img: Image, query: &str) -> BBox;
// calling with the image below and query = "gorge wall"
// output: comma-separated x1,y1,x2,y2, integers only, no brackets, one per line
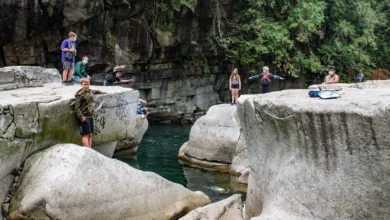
0,0,302,123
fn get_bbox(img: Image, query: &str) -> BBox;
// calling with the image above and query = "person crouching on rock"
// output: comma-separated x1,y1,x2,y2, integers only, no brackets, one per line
248,66,284,93
104,65,134,86
137,99,149,119
75,78,107,147
229,68,241,106
73,56,91,84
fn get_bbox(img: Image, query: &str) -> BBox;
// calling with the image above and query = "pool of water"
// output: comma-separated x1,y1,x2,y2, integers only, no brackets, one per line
116,123,244,202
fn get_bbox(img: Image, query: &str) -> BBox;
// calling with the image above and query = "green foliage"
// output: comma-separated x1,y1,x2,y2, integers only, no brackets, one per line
172,0,198,12
215,0,390,81
108,34,118,54
122,0,130,8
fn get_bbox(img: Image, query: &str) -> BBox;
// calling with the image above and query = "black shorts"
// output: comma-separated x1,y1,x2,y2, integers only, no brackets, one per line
231,84,239,89
78,117,94,135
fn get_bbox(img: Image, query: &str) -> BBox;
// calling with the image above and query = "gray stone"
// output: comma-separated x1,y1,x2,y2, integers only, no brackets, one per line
9,144,211,220
0,113,13,136
180,194,244,220
92,141,118,158
2,203,9,218
115,115,149,156
0,66,61,91
179,104,240,164
237,84,390,220
13,102,39,138
0,175,13,220
231,133,249,176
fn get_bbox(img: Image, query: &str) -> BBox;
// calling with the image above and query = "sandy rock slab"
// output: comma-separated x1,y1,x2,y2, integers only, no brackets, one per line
8,144,211,220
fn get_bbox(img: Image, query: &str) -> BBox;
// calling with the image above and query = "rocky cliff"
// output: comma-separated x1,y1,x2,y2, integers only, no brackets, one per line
0,66,144,220
237,81,390,219
0,0,302,123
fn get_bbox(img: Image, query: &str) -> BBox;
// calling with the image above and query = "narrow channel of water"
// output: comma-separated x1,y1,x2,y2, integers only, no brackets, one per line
116,123,244,202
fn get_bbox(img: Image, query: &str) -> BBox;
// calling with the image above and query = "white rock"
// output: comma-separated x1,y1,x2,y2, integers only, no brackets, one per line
0,66,61,91
180,194,243,220
237,84,390,220
8,144,211,220
179,104,240,164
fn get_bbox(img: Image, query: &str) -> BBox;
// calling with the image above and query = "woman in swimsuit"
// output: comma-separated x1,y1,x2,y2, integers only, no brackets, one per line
229,68,241,106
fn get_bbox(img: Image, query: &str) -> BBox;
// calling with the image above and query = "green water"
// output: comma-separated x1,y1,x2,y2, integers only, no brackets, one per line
116,124,244,202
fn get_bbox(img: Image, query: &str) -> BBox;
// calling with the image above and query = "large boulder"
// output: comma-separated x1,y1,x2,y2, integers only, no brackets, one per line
0,66,145,219
114,115,149,156
237,83,390,220
180,194,244,220
178,104,250,185
179,104,240,166
0,66,61,91
8,144,211,220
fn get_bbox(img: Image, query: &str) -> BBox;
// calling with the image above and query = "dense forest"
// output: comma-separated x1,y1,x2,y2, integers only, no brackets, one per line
211,0,390,83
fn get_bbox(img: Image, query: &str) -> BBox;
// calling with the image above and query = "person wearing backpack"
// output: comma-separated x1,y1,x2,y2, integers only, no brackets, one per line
60,31,77,86
249,66,284,93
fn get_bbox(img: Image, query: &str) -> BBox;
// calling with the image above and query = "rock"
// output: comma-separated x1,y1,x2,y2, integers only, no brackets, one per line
92,141,118,158
230,133,250,176
8,144,211,220
0,66,61,91
115,115,149,156
179,104,240,164
2,203,9,218
180,194,244,220
178,104,250,185
1,67,147,219
237,84,390,220
0,175,13,219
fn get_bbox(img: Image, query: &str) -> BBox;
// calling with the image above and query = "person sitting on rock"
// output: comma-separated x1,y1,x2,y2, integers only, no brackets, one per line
104,65,134,86
322,65,339,84
248,66,284,93
74,78,107,148
137,99,149,119
73,56,91,84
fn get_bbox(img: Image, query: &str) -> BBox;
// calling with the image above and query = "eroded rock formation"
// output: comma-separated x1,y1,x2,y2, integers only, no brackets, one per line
237,82,390,220
8,144,211,220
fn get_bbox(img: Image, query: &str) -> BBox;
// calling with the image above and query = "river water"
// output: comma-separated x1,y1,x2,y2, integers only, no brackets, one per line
116,124,244,202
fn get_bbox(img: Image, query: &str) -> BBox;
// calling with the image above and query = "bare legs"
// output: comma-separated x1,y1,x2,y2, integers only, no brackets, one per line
62,68,74,83
62,69,69,82
67,69,74,82
231,89,239,104
81,134,92,148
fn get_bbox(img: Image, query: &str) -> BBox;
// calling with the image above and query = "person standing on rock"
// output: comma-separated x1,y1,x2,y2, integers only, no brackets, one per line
249,66,284,93
229,68,241,106
104,65,134,86
322,65,339,84
74,78,107,148
73,56,91,84
60,31,77,86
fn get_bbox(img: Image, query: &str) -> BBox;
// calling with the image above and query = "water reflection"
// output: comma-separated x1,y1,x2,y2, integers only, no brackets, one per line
116,123,244,202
